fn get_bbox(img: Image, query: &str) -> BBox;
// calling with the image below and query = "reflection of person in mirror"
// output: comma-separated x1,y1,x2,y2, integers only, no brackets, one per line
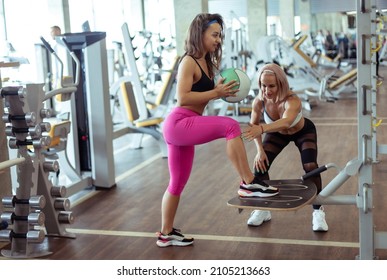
50,25,62,40
49,25,62,90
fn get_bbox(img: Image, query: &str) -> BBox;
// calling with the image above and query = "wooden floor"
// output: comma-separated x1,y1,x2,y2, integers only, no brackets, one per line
1,67,387,260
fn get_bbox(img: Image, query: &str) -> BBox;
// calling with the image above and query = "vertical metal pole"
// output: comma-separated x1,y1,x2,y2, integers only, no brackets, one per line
356,0,376,260
84,39,116,188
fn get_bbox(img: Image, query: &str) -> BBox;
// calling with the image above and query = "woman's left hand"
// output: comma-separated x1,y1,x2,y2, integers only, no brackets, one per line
242,124,263,141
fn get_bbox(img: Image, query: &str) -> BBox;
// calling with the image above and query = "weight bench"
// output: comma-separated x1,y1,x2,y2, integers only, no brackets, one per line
328,68,357,90
292,35,318,68
146,55,180,112
113,81,168,157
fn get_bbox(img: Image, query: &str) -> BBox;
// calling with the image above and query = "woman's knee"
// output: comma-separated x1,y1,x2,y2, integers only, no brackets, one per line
226,119,241,140
167,185,184,196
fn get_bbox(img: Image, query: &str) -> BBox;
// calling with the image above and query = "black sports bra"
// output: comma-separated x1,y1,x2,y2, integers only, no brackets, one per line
190,56,215,92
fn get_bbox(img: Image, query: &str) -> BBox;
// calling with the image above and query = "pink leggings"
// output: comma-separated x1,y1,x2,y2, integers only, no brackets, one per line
163,107,241,195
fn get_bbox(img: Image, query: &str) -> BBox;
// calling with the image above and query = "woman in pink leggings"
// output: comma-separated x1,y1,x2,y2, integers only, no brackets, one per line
156,13,278,248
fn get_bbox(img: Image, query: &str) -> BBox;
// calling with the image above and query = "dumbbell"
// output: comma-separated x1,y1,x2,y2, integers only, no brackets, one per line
43,160,59,173
2,112,36,126
2,195,46,209
54,198,71,211
8,137,51,149
1,212,45,226
50,186,67,197
58,211,74,224
0,229,45,243
5,125,42,137
40,122,52,133
0,86,25,98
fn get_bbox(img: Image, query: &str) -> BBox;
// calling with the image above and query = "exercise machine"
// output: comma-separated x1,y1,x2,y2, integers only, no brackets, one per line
108,23,177,157
54,31,116,193
112,81,167,157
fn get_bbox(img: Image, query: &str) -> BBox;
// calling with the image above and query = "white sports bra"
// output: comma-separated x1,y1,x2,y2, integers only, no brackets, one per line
262,95,302,128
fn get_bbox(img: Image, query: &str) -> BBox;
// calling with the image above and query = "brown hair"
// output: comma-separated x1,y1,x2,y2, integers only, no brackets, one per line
183,13,224,78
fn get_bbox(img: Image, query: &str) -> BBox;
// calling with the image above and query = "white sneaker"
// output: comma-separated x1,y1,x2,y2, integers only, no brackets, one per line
312,206,328,232
247,210,271,226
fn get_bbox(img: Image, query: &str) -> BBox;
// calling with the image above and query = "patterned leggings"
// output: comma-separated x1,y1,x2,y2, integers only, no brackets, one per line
255,118,321,209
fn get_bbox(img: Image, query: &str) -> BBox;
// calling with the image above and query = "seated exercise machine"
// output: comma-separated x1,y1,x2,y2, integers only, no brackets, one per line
291,34,357,102
251,35,322,111
254,34,356,108
112,80,168,157
109,23,173,157
145,55,180,113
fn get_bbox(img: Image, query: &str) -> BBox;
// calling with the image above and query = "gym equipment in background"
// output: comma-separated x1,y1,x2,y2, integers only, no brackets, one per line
0,36,79,258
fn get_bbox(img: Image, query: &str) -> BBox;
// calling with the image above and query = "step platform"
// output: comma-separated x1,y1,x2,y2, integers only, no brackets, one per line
228,179,317,212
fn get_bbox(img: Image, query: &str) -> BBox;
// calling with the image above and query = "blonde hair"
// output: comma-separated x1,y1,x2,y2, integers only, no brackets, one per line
257,63,290,103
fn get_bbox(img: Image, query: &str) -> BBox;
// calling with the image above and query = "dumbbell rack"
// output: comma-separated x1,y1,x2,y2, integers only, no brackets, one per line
0,83,75,258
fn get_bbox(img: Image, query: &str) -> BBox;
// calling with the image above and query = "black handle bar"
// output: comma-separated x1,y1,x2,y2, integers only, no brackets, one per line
302,166,327,181
40,36,54,53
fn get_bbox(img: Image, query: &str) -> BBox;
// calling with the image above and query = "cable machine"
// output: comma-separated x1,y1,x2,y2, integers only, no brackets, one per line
56,31,116,193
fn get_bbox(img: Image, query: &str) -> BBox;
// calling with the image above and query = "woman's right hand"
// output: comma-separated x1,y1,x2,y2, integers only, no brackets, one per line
215,78,239,98
254,152,269,174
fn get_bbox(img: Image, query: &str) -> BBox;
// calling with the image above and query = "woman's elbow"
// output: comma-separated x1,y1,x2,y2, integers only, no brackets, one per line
281,122,292,130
